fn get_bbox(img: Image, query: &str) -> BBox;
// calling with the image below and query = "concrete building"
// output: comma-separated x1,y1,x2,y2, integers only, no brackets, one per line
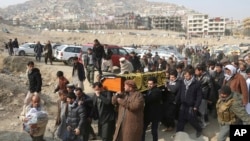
187,14,226,36
243,18,250,29
151,16,182,31
13,16,21,25
243,17,250,36
114,12,140,29
137,16,152,30
187,14,209,36
208,17,226,36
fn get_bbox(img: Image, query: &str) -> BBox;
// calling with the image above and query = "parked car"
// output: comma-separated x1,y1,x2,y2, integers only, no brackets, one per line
239,43,250,53
123,47,140,54
54,45,87,65
17,43,44,56
51,43,62,60
82,44,130,67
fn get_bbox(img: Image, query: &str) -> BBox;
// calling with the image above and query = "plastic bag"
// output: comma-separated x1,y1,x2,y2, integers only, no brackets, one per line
23,108,48,133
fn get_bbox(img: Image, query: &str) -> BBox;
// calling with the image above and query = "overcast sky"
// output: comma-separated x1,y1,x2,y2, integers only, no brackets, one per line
0,0,249,20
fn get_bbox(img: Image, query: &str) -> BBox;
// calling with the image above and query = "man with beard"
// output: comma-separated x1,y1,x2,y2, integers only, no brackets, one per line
72,57,86,90
142,77,162,141
44,40,53,65
112,80,144,141
223,64,248,106
216,85,250,141
175,67,203,138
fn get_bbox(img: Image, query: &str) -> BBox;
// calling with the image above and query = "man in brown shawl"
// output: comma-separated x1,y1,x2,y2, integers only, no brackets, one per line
112,80,144,141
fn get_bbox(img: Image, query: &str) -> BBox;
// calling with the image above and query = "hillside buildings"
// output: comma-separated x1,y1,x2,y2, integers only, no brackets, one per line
187,14,226,36
243,17,250,36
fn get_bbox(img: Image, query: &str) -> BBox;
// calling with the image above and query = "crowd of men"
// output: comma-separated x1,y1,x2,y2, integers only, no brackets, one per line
18,39,250,141
4,38,19,56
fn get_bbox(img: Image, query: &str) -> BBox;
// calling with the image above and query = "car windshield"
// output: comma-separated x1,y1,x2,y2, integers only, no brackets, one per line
57,45,66,51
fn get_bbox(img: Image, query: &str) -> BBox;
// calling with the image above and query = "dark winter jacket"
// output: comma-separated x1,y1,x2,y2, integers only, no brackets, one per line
196,72,214,100
76,94,93,119
103,48,113,60
92,91,116,124
28,68,42,93
66,102,87,132
175,79,202,109
12,40,19,48
129,56,141,72
93,44,105,59
44,43,52,56
34,44,43,54
143,86,162,122
165,79,181,103
72,62,86,81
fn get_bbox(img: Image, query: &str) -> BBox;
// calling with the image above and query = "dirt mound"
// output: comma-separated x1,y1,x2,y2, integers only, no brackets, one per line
2,56,33,73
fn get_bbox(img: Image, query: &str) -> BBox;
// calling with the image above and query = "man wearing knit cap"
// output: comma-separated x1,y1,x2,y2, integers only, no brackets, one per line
223,64,248,106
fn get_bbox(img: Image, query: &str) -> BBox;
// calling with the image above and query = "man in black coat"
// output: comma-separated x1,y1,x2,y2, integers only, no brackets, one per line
129,51,141,72
72,57,86,90
175,67,203,137
93,39,104,75
195,64,214,128
74,87,96,141
34,41,43,62
162,70,181,131
92,82,116,141
12,38,19,56
24,61,42,106
8,39,13,56
142,77,162,141
66,92,87,141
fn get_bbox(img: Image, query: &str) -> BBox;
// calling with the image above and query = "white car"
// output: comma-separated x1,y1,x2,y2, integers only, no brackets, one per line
54,45,88,65
17,43,38,56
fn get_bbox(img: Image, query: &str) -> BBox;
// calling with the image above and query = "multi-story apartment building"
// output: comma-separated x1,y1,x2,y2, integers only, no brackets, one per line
137,16,152,30
151,16,182,31
114,12,140,29
243,17,250,36
243,18,250,29
187,14,209,36
208,17,226,36
187,14,226,36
